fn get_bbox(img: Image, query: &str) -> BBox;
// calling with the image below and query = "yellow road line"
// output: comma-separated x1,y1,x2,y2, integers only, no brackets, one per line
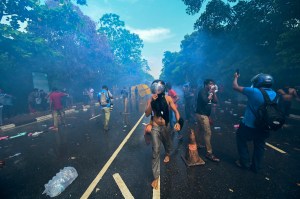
266,142,287,154
80,113,145,199
113,173,134,199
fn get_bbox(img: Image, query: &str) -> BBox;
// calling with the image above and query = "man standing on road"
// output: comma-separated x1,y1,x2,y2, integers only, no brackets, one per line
145,80,181,190
49,88,68,131
98,85,113,131
195,79,220,162
233,73,277,172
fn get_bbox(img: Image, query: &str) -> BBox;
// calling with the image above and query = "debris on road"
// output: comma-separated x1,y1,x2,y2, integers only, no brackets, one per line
8,153,21,159
229,188,234,192
265,177,270,181
9,132,27,139
0,136,9,141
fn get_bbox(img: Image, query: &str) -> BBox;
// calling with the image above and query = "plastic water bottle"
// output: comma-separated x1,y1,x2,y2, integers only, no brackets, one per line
43,167,78,197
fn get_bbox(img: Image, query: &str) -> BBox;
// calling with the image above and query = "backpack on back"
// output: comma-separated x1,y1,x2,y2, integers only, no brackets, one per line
253,88,285,131
99,90,110,106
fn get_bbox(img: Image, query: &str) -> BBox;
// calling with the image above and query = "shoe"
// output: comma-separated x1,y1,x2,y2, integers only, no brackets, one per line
235,160,250,169
206,153,220,162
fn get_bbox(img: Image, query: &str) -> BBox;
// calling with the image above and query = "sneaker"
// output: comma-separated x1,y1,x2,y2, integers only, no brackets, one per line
206,153,220,162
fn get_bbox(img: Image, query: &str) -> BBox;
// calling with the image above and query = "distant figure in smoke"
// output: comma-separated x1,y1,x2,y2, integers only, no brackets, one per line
195,79,220,162
98,85,113,131
49,88,68,131
134,86,139,111
28,88,38,114
183,83,196,123
0,89,13,126
88,87,94,104
277,85,300,117
145,80,181,190
233,73,277,172
121,87,129,127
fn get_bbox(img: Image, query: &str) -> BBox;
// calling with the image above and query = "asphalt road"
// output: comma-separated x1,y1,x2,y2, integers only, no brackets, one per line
0,97,299,199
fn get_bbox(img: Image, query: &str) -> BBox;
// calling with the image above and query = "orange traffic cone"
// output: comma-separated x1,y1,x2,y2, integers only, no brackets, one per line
182,129,205,166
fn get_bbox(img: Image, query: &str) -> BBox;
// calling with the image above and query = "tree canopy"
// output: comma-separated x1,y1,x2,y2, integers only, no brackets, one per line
0,0,152,113
161,0,300,88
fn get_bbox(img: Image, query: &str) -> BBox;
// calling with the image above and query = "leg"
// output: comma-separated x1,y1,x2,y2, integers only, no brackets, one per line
201,115,213,154
60,110,66,125
151,127,161,189
161,126,172,162
52,110,59,129
103,108,110,130
251,133,267,172
236,123,251,168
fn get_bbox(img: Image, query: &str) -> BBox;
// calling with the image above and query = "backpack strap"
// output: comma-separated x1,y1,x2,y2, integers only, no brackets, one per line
259,88,278,104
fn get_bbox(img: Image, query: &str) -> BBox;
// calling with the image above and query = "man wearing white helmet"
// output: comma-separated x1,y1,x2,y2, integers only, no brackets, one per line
233,72,277,172
145,80,182,189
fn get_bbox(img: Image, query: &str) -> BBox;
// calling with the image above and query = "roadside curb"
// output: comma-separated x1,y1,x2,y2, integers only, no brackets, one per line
0,108,76,132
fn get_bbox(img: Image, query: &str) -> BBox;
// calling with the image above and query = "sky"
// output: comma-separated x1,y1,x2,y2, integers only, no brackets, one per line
78,0,199,78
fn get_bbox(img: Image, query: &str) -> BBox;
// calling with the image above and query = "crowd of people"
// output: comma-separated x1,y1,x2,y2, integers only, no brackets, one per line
144,72,299,189
1,73,300,191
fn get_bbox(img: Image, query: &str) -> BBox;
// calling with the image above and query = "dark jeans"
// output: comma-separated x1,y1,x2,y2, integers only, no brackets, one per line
236,123,269,172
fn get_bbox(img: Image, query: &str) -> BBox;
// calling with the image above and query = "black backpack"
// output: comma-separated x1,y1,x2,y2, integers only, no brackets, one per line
252,88,285,131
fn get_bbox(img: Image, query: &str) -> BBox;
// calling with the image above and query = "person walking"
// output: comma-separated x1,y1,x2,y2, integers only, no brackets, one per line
49,88,68,131
145,80,181,190
97,85,113,131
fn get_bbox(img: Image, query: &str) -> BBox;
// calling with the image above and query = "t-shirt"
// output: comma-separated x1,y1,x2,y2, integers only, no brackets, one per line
49,92,67,110
195,88,215,116
242,87,277,128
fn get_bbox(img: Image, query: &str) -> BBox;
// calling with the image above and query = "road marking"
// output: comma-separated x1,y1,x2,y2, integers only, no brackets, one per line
152,176,160,199
266,142,287,154
113,173,134,199
80,113,145,199
89,114,101,120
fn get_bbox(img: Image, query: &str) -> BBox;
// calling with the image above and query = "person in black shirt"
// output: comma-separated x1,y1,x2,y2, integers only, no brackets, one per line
195,79,220,162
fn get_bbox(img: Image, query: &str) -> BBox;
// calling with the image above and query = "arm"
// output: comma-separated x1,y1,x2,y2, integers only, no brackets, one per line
108,90,113,99
292,89,300,101
232,73,244,93
277,89,285,95
145,98,153,117
167,96,181,131
212,92,218,104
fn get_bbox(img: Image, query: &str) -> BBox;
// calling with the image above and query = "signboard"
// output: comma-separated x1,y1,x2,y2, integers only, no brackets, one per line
32,72,49,92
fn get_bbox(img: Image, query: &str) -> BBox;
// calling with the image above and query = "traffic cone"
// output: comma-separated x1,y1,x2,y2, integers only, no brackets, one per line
182,129,205,166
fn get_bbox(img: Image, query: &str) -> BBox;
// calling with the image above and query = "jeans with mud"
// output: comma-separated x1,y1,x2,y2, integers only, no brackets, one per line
102,107,110,130
151,125,172,179
196,114,213,153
